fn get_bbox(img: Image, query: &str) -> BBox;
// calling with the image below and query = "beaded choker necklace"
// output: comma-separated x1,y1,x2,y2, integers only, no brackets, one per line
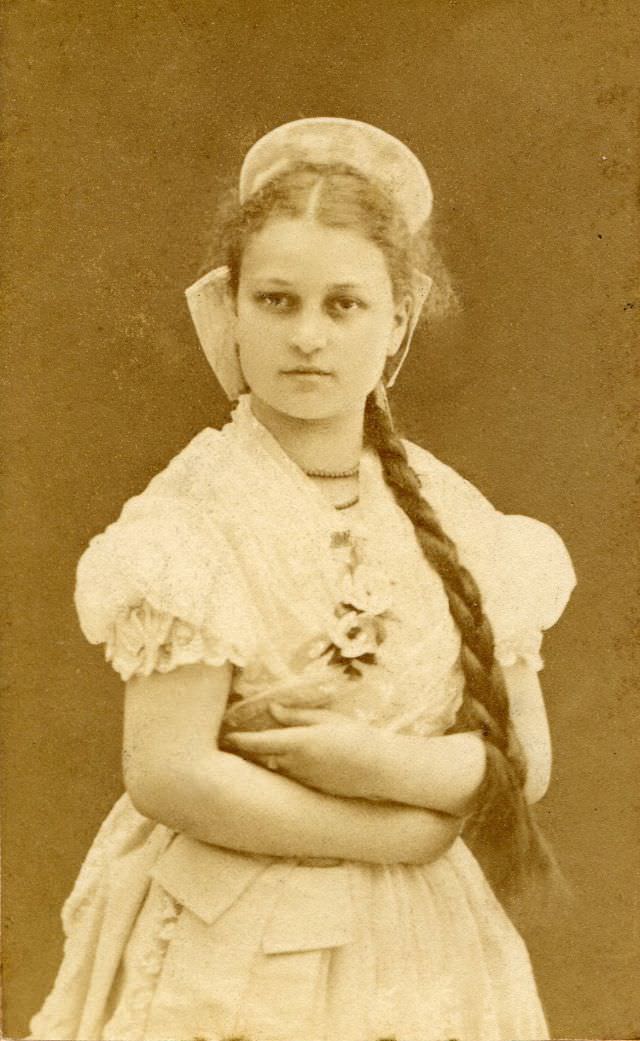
303,464,360,479
302,462,360,509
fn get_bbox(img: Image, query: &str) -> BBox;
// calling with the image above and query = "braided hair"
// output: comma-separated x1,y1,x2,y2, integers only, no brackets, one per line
364,395,561,906
217,159,560,908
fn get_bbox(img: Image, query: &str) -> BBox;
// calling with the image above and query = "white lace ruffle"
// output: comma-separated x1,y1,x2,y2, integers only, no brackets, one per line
60,795,151,936
106,600,247,682
28,796,172,1041
75,490,261,678
102,886,181,1041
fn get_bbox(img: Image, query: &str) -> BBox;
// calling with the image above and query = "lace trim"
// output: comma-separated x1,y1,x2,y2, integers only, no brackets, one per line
60,794,145,935
103,887,181,1041
106,600,248,681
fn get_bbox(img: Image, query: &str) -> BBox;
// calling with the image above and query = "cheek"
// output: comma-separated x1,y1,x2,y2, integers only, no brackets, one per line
235,319,269,367
235,303,283,346
350,314,394,359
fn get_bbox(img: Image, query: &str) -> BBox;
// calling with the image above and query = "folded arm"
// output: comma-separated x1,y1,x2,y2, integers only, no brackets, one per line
123,662,462,866
227,661,551,814
348,661,551,810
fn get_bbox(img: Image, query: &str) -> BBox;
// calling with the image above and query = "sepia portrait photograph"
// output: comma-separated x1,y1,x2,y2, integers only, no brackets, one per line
2,1,638,1039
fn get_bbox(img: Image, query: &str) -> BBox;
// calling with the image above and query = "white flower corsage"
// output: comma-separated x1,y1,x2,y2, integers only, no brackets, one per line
322,530,394,678
220,531,394,734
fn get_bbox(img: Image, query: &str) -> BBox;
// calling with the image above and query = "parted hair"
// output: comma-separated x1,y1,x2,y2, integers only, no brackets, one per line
216,160,561,909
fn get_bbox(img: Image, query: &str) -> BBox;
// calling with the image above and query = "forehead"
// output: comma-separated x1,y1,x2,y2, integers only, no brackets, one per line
239,217,391,288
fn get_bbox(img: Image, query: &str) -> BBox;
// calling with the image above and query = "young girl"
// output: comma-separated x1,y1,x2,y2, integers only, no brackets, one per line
30,117,576,1041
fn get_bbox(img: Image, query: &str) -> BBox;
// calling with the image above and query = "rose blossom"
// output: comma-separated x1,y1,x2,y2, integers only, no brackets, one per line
328,610,380,658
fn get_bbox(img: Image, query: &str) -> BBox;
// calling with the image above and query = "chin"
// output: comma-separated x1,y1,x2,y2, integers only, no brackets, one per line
250,383,370,424
276,396,344,422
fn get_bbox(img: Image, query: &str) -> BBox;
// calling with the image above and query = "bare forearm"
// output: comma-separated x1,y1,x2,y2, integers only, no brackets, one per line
126,747,460,865
367,665,551,811
503,662,551,804
364,730,488,815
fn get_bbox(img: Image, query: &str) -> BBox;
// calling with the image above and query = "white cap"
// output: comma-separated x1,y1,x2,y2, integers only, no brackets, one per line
239,117,433,234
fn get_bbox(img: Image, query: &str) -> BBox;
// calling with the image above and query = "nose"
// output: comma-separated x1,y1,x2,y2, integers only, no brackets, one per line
289,306,330,355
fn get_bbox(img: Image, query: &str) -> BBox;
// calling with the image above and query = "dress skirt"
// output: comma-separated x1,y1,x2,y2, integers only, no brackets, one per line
30,798,549,1041
98,823,548,1041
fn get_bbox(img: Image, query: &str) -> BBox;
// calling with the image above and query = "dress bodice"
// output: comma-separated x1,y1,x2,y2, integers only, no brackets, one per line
75,395,576,738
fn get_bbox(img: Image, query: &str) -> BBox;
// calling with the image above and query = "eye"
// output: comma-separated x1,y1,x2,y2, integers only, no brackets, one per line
254,291,296,312
328,296,364,316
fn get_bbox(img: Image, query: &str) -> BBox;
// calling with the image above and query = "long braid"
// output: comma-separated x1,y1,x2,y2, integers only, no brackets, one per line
365,394,560,908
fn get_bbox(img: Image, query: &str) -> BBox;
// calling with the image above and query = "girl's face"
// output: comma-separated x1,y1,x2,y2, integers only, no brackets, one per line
232,217,410,422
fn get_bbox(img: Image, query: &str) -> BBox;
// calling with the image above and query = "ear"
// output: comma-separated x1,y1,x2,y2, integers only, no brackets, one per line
387,292,413,358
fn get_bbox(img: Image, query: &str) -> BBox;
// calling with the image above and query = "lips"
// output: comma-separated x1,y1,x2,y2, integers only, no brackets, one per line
282,367,332,376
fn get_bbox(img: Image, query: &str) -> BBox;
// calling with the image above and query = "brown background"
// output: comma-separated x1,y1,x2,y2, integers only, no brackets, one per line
2,1,638,1038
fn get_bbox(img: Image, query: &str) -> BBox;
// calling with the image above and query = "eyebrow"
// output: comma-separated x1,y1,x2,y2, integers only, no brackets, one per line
252,278,367,291
254,278,294,286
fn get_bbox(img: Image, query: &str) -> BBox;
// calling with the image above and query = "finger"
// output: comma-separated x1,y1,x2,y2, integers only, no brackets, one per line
272,684,335,708
270,704,354,727
223,729,295,754
269,704,336,726
255,754,287,773
290,690,334,709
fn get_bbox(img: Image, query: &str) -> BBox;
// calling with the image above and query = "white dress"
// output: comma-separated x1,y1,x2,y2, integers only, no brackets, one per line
29,395,576,1041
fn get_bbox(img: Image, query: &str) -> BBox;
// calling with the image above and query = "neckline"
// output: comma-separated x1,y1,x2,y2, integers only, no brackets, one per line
227,394,377,525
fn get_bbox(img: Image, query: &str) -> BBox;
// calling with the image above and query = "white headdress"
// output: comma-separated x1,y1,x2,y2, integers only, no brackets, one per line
185,117,434,401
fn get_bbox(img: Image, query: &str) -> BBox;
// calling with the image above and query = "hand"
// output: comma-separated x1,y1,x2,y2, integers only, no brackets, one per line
222,704,387,800
220,675,337,737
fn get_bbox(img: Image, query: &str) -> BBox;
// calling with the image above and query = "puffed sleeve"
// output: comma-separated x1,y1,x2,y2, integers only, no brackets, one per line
75,495,261,681
478,513,577,670
406,441,577,671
